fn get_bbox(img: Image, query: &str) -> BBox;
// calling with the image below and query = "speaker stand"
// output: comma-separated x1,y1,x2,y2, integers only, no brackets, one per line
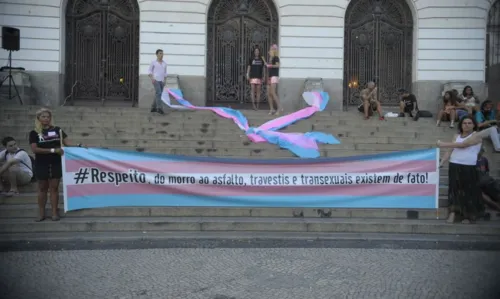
0,51,23,105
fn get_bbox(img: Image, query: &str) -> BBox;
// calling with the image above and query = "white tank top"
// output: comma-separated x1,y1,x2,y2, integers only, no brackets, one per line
449,133,482,166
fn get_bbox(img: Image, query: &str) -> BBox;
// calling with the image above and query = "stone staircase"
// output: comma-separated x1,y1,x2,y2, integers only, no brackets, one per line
1,104,500,243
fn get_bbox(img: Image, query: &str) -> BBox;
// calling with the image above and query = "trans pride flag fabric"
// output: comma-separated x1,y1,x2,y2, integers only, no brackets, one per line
62,148,440,212
161,88,339,158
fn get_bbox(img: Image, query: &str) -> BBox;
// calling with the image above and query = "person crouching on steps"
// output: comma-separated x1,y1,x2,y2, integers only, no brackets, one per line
29,108,85,222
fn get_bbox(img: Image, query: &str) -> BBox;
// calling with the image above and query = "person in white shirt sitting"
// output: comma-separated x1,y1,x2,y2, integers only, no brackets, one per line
459,85,480,115
0,137,34,197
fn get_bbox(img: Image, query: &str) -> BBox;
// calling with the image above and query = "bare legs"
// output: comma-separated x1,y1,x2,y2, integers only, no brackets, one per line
36,178,61,222
482,192,500,213
250,84,261,110
0,165,21,194
398,101,405,114
436,110,456,128
267,85,274,114
36,180,49,222
363,100,371,119
49,178,61,221
475,126,500,151
436,109,444,126
255,84,261,110
267,83,281,115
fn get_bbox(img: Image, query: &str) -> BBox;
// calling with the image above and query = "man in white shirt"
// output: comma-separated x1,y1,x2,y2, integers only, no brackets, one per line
0,137,33,197
148,49,167,115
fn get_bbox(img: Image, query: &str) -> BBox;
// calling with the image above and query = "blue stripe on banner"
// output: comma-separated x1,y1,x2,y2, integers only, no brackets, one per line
65,147,438,164
66,194,436,211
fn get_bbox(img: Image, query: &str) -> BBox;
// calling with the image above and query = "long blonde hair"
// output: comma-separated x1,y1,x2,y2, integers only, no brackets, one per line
34,108,54,134
270,44,279,57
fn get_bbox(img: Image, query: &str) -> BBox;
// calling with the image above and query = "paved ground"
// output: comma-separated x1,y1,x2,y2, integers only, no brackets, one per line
1,248,499,299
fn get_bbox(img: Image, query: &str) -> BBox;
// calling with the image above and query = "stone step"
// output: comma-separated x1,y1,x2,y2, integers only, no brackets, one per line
0,204,453,220
0,107,424,118
7,126,455,138
0,112,438,123
1,217,499,235
9,131,455,145
0,106,431,119
9,135,448,147
2,123,451,136
3,232,500,249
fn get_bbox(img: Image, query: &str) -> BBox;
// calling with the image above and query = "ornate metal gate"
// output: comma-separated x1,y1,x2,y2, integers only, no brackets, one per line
343,0,413,107
207,0,279,105
65,0,139,105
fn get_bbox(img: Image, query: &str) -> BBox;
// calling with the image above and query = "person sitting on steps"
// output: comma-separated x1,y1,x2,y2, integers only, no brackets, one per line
476,148,500,215
436,90,458,128
398,88,418,118
0,137,33,197
451,89,469,120
474,100,500,152
358,81,384,120
459,85,480,116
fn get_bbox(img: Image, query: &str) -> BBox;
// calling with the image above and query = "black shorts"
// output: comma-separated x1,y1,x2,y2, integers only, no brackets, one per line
402,102,414,113
358,102,377,113
35,160,63,180
404,106,413,113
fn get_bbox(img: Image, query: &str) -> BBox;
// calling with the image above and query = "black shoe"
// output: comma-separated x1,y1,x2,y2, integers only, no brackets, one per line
413,112,420,121
157,109,164,115
398,113,405,117
409,112,413,118
151,108,157,113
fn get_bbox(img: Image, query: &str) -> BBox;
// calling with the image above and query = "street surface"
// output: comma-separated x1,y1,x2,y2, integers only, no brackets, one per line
1,248,499,299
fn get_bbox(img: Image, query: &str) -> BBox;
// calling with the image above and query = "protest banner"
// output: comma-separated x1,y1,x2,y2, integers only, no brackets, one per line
62,148,440,212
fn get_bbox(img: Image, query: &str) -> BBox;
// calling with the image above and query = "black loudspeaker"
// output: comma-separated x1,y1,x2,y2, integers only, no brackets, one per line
2,27,20,51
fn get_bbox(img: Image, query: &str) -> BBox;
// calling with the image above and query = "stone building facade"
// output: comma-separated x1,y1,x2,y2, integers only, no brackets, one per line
0,0,498,111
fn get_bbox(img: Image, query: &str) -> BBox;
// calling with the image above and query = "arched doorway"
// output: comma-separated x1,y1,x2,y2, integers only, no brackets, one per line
343,0,413,108
487,0,500,101
206,0,279,106
65,0,140,106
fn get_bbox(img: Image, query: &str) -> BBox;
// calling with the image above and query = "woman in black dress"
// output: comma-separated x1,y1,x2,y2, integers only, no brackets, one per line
29,108,83,221
437,116,484,223
246,46,265,110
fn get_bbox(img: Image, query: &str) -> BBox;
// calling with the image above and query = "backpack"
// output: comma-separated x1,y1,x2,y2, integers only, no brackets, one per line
416,110,433,118
3,149,36,182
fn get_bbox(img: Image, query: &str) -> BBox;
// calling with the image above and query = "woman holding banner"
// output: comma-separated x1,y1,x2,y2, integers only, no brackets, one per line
29,108,84,222
437,116,484,224
247,46,265,110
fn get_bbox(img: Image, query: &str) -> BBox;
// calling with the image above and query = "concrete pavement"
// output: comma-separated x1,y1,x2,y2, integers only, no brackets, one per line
1,247,499,299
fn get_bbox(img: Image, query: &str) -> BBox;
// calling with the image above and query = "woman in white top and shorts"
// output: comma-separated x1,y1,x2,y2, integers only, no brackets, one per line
437,115,484,224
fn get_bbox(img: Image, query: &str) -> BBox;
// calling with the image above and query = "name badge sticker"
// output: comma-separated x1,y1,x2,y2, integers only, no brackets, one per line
48,131,56,137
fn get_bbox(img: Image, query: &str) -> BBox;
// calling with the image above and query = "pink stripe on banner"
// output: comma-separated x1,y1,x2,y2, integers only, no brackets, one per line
66,183,436,198
65,160,436,173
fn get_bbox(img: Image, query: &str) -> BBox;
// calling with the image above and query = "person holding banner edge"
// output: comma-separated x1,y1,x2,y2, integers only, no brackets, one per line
29,108,86,222
437,115,484,224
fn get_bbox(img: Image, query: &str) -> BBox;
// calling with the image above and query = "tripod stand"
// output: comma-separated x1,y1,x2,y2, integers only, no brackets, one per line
0,51,23,105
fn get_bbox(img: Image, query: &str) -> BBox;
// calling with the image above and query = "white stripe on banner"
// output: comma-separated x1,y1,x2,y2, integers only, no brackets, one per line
64,170,439,187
